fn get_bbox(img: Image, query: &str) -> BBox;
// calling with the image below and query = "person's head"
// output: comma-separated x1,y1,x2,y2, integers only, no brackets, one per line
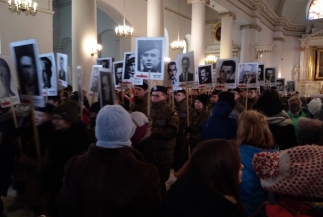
52,101,79,130
34,103,55,126
115,63,123,83
200,67,209,81
221,60,236,76
229,88,241,101
59,56,64,69
219,69,226,81
247,88,257,99
210,90,221,104
194,94,208,111
266,69,273,79
174,89,186,102
183,139,243,214
151,85,167,103
101,60,109,68
41,57,52,86
236,110,274,149
297,117,323,145
182,56,190,72
218,91,235,109
254,91,283,116
95,105,136,148
127,54,135,76
240,88,247,98
130,111,149,146
167,61,177,80
134,79,148,98
0,58,12,89
47,94,61,106
276,81,283,91
20,55,35,85
191,88,199,96
243,64,252,78
288,97,302,116
140,42,161,71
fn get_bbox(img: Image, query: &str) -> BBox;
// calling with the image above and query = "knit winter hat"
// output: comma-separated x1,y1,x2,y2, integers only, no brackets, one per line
95,105,136,148
218,91,235,109
130,111,149,127
35,103,55,113
252,145,323,198
308,98,322,116
254,94,283,117
195,94,209,107
52,101,79,123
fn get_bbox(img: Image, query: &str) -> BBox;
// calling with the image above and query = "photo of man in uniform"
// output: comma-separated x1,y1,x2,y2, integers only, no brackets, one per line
124,53,135,79
198,66,212,84
167,61,178,85
179,56,193,82
58,56,66,81
0,58,15,98
137,40,162,73
40,56,53,89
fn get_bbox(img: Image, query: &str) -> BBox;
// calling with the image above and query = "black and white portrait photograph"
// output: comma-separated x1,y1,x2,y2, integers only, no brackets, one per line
113,61,123,90
276,78,285,93
265,67,276,85
99,68,114,108
238,62,258,88
0,55,20,108
215,58,238,88
10,39,44,107
88,65,102,96
177,51,195,87
97,57,112,69
258,64,265,84
135,37,165,79
197,64,213,87
286,80,296,93
122,52,135,84
57,53,68,87
39,53,57,96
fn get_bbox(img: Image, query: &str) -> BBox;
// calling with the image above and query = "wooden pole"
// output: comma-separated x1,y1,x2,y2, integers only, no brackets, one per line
185,80,191,157
9,95,23,155
45,88,48,103
147,71,151,117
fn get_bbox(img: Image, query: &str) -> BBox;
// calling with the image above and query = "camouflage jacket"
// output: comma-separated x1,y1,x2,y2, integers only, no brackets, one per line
175,99,188,137
188,109,209,148
131,94,148,114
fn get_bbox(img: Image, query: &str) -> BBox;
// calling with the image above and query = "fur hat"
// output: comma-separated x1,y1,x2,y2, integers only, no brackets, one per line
218,91,235,109
130,112,149,127
52,101,79,123
252,145,323,198
307,98,322,116
195,94,209,107
96,105,135,148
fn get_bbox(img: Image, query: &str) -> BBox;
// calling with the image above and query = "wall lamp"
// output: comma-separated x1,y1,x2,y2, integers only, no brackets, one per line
91,43,102,56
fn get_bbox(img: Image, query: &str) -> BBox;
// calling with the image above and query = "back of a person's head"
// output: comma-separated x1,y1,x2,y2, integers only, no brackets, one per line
254,91,283,117
185,139,242,206
308,98,322,116
288,96,301,106
299,97,307,106
218,91,235,109
288,97,302,115
297,117,323,145
261,89,279,98
95,105,135,148
236,110,274,149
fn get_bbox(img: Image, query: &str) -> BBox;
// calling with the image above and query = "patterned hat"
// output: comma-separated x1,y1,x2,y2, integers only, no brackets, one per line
252,145,323,198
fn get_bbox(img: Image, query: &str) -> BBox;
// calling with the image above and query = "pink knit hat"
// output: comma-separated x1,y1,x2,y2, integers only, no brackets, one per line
252,145,323,198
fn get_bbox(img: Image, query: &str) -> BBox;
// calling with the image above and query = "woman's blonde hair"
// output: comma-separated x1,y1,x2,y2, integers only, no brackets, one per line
236,110,274,149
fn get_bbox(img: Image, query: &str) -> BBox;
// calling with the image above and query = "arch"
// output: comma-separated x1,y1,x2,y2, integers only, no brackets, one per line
164,28,169,58
307,0,323,20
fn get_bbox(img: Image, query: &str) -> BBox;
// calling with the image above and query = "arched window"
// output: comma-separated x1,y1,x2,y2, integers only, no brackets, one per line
308,0,323,20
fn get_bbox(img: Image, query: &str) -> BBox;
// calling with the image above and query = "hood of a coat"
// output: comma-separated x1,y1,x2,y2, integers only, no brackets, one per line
211,100,233,118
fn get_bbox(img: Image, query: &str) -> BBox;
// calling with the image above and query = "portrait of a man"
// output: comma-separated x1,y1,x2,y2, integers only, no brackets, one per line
179,56,194,82
221,60,236,83
90,67,100,93
287,81,295,92
124,53,135,80
58,56,66,81
265,68,276,83
276,79,285,92
217,69,227,84
97,58,112,69
40,57,52,89
137,40,162,73
114,62,123,86
198,65,212,84
167,61,178,85
238,64,257,84
0,58,15,98
99,70,114,108
258,64,264,82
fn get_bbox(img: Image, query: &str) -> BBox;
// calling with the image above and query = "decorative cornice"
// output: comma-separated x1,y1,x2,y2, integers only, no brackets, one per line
238,0,257,9
240,24,262,32
273,37,285,42
254,45,276,53
218,12,236,20
187,0,210,5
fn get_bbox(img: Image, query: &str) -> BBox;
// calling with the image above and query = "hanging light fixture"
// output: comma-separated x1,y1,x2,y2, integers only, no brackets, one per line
205,54,217,64
8,0,37,16
115,0,134,37
171,0,185,50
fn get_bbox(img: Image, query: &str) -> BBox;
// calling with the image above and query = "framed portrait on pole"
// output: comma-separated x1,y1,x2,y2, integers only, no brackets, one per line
39,53,57,96
215,58,238,89
237,62,258,89
98,68,115,108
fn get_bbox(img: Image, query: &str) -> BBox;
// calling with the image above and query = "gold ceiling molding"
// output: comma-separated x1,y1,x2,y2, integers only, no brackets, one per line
218,12,236,20
187,0,210,5
240,24,262,32
273,37,285,42
254,45,275,53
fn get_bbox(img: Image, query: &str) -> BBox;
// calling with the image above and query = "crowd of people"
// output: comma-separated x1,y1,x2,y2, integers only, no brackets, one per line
1,83,323,217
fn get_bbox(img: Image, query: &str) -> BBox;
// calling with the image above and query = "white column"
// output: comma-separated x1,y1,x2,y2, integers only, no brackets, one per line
188,0,206,67
72,0,97,91
273,36,284,78
240,26,252,63
219,12,235,59
147,0,164,37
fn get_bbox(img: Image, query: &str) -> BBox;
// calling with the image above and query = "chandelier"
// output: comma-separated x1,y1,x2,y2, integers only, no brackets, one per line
8,0,37,16
205,54,217,64
115,0,134,37
171,30,185,50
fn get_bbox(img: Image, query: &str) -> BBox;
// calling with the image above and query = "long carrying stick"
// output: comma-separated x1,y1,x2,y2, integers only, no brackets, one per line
9,95,23,155
185,80,191,157
147,71,151,117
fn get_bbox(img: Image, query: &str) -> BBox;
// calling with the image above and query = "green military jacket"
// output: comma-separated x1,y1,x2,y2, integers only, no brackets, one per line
188,109,209,150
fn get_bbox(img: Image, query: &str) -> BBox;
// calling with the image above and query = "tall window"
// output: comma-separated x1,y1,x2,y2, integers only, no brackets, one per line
308,0,323,20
